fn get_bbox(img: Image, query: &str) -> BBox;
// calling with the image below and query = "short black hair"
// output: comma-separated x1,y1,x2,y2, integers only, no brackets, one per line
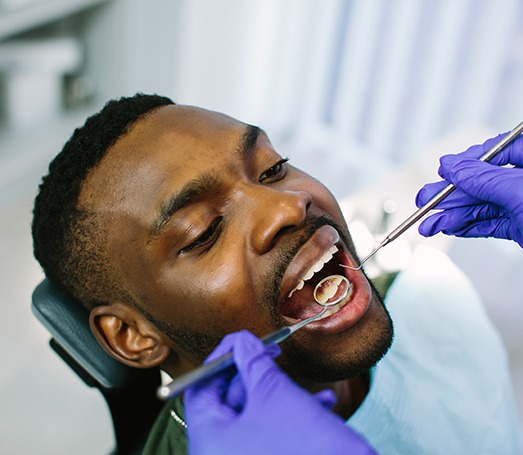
32,93,175,308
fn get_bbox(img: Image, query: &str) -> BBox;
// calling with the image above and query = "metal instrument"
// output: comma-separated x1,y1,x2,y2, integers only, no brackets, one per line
342,120,523,271
157,275,351,400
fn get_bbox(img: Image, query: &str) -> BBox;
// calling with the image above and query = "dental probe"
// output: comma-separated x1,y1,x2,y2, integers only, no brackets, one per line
156,310,328,400
157,276,351,401
342,120,523,271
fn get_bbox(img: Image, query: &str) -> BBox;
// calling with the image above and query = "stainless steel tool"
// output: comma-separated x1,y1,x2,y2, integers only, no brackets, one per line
342,120,523,271
157,275,351,400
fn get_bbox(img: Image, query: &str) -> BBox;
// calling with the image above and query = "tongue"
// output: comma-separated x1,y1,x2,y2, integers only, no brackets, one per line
280,283,323,320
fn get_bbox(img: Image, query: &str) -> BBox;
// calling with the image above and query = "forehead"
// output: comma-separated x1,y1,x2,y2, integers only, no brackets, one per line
78,105,247,212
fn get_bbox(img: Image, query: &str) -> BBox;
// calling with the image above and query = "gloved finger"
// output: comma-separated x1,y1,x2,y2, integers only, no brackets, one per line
192,331,282,413
219,334,281,411
418,206,479,236
312,389,337,409
221,373,246,413
422,132,523,208
441,133,507,165
437,132,523,170
418,206,505,237
185,331,249,422
423,202,515,243
418,211,459,237
199,332,252,386
264,342,282,359
438,156,523,211
203,331,281,365
416,180,482,209
231,331,294,399
473,132,523,167
448,218,512,239
186,332,266,425
185,370,238,427
231,330,275,374
415,180,448,207
417,132,519,207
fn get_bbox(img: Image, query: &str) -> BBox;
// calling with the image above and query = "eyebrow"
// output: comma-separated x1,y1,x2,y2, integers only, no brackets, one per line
239,124,262,159
149,124,262,238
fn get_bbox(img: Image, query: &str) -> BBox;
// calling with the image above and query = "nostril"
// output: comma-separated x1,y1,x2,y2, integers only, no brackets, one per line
306,199,312,212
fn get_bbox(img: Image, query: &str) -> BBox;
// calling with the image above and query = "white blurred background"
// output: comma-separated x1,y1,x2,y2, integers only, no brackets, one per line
1,0,522,453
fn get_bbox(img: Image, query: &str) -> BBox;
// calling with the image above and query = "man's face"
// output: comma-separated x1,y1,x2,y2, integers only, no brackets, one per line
80,105,392,385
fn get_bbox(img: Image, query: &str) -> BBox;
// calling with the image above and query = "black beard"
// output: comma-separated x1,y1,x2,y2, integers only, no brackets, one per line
257,214,394,385
275,276,394,386
141,308,225,361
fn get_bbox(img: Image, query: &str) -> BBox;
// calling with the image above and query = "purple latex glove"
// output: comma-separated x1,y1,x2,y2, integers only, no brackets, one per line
416,132,523,248
184,330,377,455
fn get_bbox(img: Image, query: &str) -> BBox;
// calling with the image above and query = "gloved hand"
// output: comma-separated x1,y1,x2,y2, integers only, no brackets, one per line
416,132,523,248
184,330,377,455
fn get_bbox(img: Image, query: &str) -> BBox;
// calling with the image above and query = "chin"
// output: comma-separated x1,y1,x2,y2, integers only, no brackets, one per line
276,296,394,386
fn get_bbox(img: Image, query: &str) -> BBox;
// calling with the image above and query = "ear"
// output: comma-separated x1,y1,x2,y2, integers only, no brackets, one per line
89,302,170,369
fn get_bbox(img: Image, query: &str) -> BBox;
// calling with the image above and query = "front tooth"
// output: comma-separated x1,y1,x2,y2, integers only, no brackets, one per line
323,283,338,301
315,293,328,304
320,252,333,265
312,261,324,273
302,247,337,285
303,269,315,281
331,276,342,286
309,251,333,276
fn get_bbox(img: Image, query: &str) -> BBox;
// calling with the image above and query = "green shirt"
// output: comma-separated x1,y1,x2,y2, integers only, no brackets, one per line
143,395,187,455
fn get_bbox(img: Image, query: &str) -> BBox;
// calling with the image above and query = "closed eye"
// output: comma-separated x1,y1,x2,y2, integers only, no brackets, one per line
259,157,289,183
178,216,223,255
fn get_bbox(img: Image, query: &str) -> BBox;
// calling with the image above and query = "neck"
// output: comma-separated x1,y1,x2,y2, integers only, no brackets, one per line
308,373,370,420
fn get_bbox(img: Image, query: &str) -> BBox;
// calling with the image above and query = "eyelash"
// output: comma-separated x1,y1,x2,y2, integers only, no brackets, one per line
259,157,289,183
178,158,289,255
179,216,223,255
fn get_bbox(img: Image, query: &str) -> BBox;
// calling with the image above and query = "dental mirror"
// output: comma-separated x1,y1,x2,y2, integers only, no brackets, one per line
157,274,352,400
313,274,351,306
259,274,351,348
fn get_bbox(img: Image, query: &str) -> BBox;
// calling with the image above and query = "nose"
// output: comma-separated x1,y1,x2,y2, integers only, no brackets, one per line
248,186,312,254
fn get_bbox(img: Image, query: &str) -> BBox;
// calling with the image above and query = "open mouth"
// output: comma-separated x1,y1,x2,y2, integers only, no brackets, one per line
280,244,353,322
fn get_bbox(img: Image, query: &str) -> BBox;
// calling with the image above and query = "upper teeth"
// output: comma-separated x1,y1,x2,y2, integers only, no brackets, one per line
288,245,338,298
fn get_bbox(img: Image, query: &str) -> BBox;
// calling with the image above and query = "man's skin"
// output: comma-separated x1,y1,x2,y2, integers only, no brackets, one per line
81,105,393,419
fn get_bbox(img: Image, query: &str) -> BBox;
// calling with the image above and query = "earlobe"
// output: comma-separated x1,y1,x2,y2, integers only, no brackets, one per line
89,303,170,369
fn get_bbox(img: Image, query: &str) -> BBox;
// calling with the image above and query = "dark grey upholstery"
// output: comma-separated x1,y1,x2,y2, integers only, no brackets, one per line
32,278,163,455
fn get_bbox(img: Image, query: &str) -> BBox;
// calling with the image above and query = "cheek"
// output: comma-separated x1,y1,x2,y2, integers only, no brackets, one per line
155,256,261,332
300,174,346,223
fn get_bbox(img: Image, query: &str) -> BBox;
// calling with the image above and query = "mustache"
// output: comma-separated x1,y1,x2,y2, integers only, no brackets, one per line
261,214,354,320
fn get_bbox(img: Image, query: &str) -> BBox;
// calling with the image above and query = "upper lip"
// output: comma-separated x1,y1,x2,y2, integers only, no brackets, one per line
278,225,342,305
